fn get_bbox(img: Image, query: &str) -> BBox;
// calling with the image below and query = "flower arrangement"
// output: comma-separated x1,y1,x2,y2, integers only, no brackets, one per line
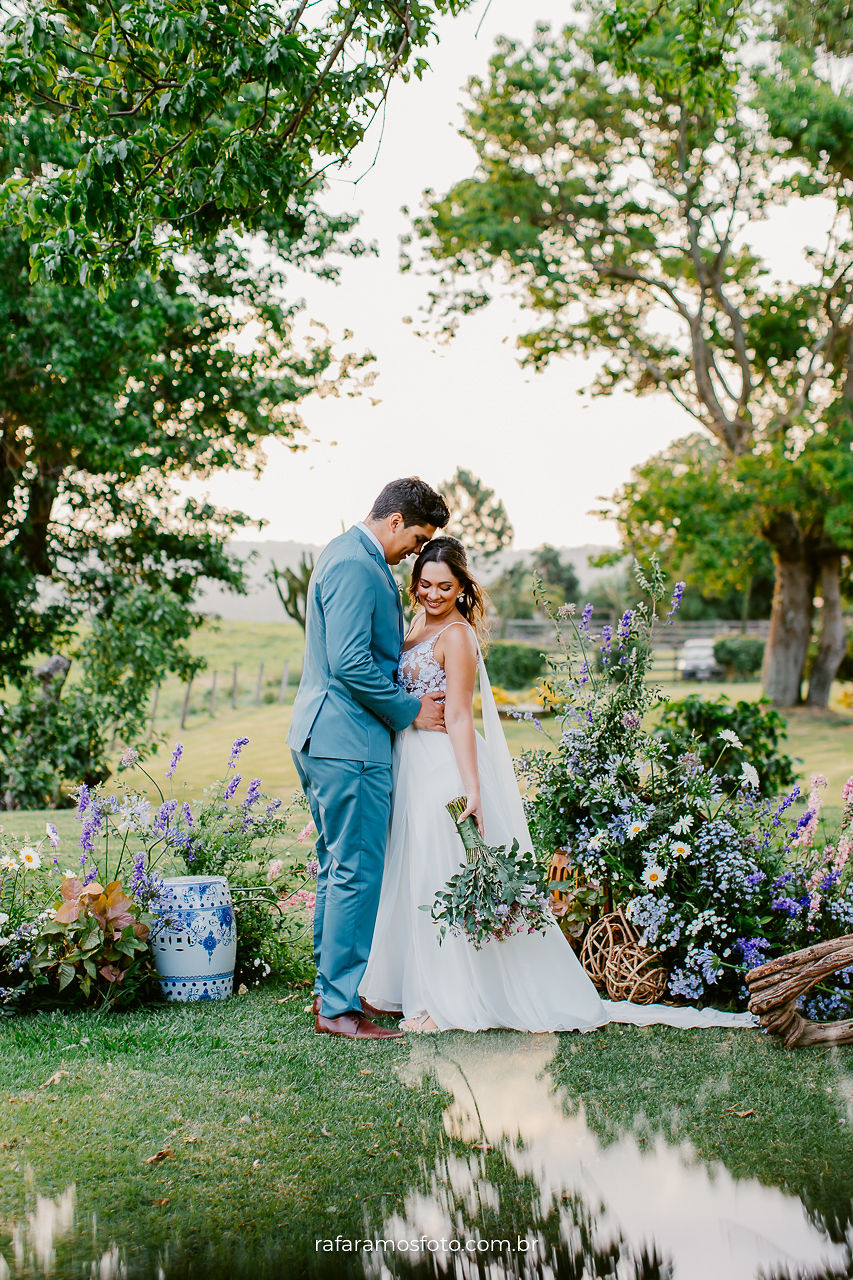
518,563,853,1009
424,797,554,949
0,827,61,1011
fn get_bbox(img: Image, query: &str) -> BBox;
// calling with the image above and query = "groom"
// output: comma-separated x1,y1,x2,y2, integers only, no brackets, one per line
288,477,450,1040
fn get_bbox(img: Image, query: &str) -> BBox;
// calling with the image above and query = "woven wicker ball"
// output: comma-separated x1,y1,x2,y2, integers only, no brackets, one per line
580,908,668,1003
580,909,634,985
603,943,668,1004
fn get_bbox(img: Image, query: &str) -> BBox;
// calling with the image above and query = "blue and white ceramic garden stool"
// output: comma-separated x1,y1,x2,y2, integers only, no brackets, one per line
151,875,237,1001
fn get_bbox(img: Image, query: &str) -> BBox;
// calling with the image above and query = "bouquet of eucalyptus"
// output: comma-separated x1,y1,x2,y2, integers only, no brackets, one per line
425,797,554,949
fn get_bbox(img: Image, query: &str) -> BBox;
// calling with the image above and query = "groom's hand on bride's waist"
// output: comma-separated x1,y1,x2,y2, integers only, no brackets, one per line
413,692,446,732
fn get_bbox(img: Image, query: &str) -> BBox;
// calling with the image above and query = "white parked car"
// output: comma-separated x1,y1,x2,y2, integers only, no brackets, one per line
678,639,724,681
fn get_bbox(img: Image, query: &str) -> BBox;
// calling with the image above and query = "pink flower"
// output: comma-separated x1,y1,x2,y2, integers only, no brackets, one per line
266,859,283,882
296,820,317,845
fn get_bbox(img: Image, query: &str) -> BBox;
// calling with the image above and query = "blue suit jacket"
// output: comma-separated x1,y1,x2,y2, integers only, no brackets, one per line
287,527,421,763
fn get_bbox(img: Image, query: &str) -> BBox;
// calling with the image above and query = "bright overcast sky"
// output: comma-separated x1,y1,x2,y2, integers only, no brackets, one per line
186,0,824,550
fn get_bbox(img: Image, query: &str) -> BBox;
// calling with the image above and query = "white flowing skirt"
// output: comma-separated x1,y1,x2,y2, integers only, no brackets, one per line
361,726,607,1033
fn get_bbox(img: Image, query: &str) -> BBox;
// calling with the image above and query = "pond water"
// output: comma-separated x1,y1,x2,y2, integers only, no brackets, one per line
2,1034,850,1280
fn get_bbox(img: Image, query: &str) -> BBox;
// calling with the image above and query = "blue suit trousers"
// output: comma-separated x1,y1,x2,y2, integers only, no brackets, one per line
292,748,392,1018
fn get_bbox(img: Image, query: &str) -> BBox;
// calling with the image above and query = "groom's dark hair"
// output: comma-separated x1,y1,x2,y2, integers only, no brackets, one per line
369,477,449,529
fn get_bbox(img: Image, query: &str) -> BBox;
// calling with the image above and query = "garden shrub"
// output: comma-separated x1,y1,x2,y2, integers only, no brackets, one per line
713,635,765,679
485,641,545,689
657,695,797,797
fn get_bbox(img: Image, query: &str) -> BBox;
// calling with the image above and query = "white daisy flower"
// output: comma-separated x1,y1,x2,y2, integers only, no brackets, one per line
19,846,41,870
627,820,648,839
1,855,17,872
642,865,667,888
670,815,694,835
719,729,743,748
670,841,692,859
741,762,760,790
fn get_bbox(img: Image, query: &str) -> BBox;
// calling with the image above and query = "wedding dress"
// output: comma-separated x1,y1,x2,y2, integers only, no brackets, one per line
360,621,608,1033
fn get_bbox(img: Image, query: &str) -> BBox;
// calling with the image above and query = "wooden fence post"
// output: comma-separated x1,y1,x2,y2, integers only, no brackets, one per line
231,663,239,709
180,678,193,730
255,662,265,705
209,669,218,717
278,660,290,702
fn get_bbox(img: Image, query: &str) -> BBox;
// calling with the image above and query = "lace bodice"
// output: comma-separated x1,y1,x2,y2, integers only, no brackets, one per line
398,621,473,697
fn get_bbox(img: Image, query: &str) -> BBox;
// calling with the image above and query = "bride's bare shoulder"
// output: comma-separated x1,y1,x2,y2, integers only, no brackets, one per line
435,619,478,667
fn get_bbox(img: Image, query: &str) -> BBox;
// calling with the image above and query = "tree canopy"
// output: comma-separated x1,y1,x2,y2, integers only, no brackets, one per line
0,109,370,684
441,467,514,557
409,0,853,706
0,0,472,286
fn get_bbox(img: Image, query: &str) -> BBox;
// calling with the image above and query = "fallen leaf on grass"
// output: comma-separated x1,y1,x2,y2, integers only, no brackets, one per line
236,984,249,995
277,994,301,1004
182,1135,198,1144
152,1198,170,1208
359,1069,373,1076
470,1142,492,1151
722,1108,755,1118
40,1071,69,1089
144,1148,176,1165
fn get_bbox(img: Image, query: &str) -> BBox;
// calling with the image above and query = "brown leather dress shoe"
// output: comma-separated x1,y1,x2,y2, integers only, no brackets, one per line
314,1012,404,1040
313,994,402,1021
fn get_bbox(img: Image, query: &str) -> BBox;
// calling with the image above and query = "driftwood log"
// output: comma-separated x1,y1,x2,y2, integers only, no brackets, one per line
745,935,853,1047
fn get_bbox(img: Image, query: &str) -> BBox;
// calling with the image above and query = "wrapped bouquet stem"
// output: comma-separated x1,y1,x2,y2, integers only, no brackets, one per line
422,797,554,949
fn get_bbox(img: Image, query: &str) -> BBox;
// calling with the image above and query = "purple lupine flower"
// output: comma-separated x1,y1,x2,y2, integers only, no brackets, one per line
76,784,91,818
617,610,634,646
600,624,613,657
666,581,685,623
772,896,801,917
579,603,594,635
787,809,814,844
264,798,282,816
83,867,98,886
166,742,184,779
223,773,242,801
153,799,178,832
181,802,194,828
79,803,104,853
46,823,60,850
243,778,262,808
736,936,770,969
228,737,250,769
744,870,765,888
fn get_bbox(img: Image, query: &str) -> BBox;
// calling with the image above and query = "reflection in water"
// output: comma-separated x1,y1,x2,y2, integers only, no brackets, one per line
2,1041,850,1280
0,1180,131,1280
365,1034,851,1280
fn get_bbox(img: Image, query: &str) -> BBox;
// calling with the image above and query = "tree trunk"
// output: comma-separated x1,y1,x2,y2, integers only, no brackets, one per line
806,556,848,708
762,544,815,707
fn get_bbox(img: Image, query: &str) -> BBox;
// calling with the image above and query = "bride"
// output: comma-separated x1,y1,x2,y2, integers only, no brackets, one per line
360,536,607,1034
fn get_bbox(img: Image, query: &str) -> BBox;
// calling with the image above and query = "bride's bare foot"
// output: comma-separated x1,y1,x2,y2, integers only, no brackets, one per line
400,1013,440,1034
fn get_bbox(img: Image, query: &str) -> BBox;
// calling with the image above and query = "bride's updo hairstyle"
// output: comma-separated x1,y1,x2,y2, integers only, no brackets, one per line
409,536,489,643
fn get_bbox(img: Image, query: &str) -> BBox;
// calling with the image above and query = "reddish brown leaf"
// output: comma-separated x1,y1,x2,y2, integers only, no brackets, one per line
144,1148,176,1165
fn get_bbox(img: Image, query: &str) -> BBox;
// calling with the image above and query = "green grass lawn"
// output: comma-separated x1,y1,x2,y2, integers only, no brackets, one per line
0,991,850,1279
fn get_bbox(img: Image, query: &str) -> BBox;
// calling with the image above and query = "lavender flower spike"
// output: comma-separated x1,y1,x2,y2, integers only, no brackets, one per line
166,742,184,779
228,737,250,769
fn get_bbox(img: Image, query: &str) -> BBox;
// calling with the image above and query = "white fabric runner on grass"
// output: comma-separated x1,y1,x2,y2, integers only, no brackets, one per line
603,1000,757,1029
